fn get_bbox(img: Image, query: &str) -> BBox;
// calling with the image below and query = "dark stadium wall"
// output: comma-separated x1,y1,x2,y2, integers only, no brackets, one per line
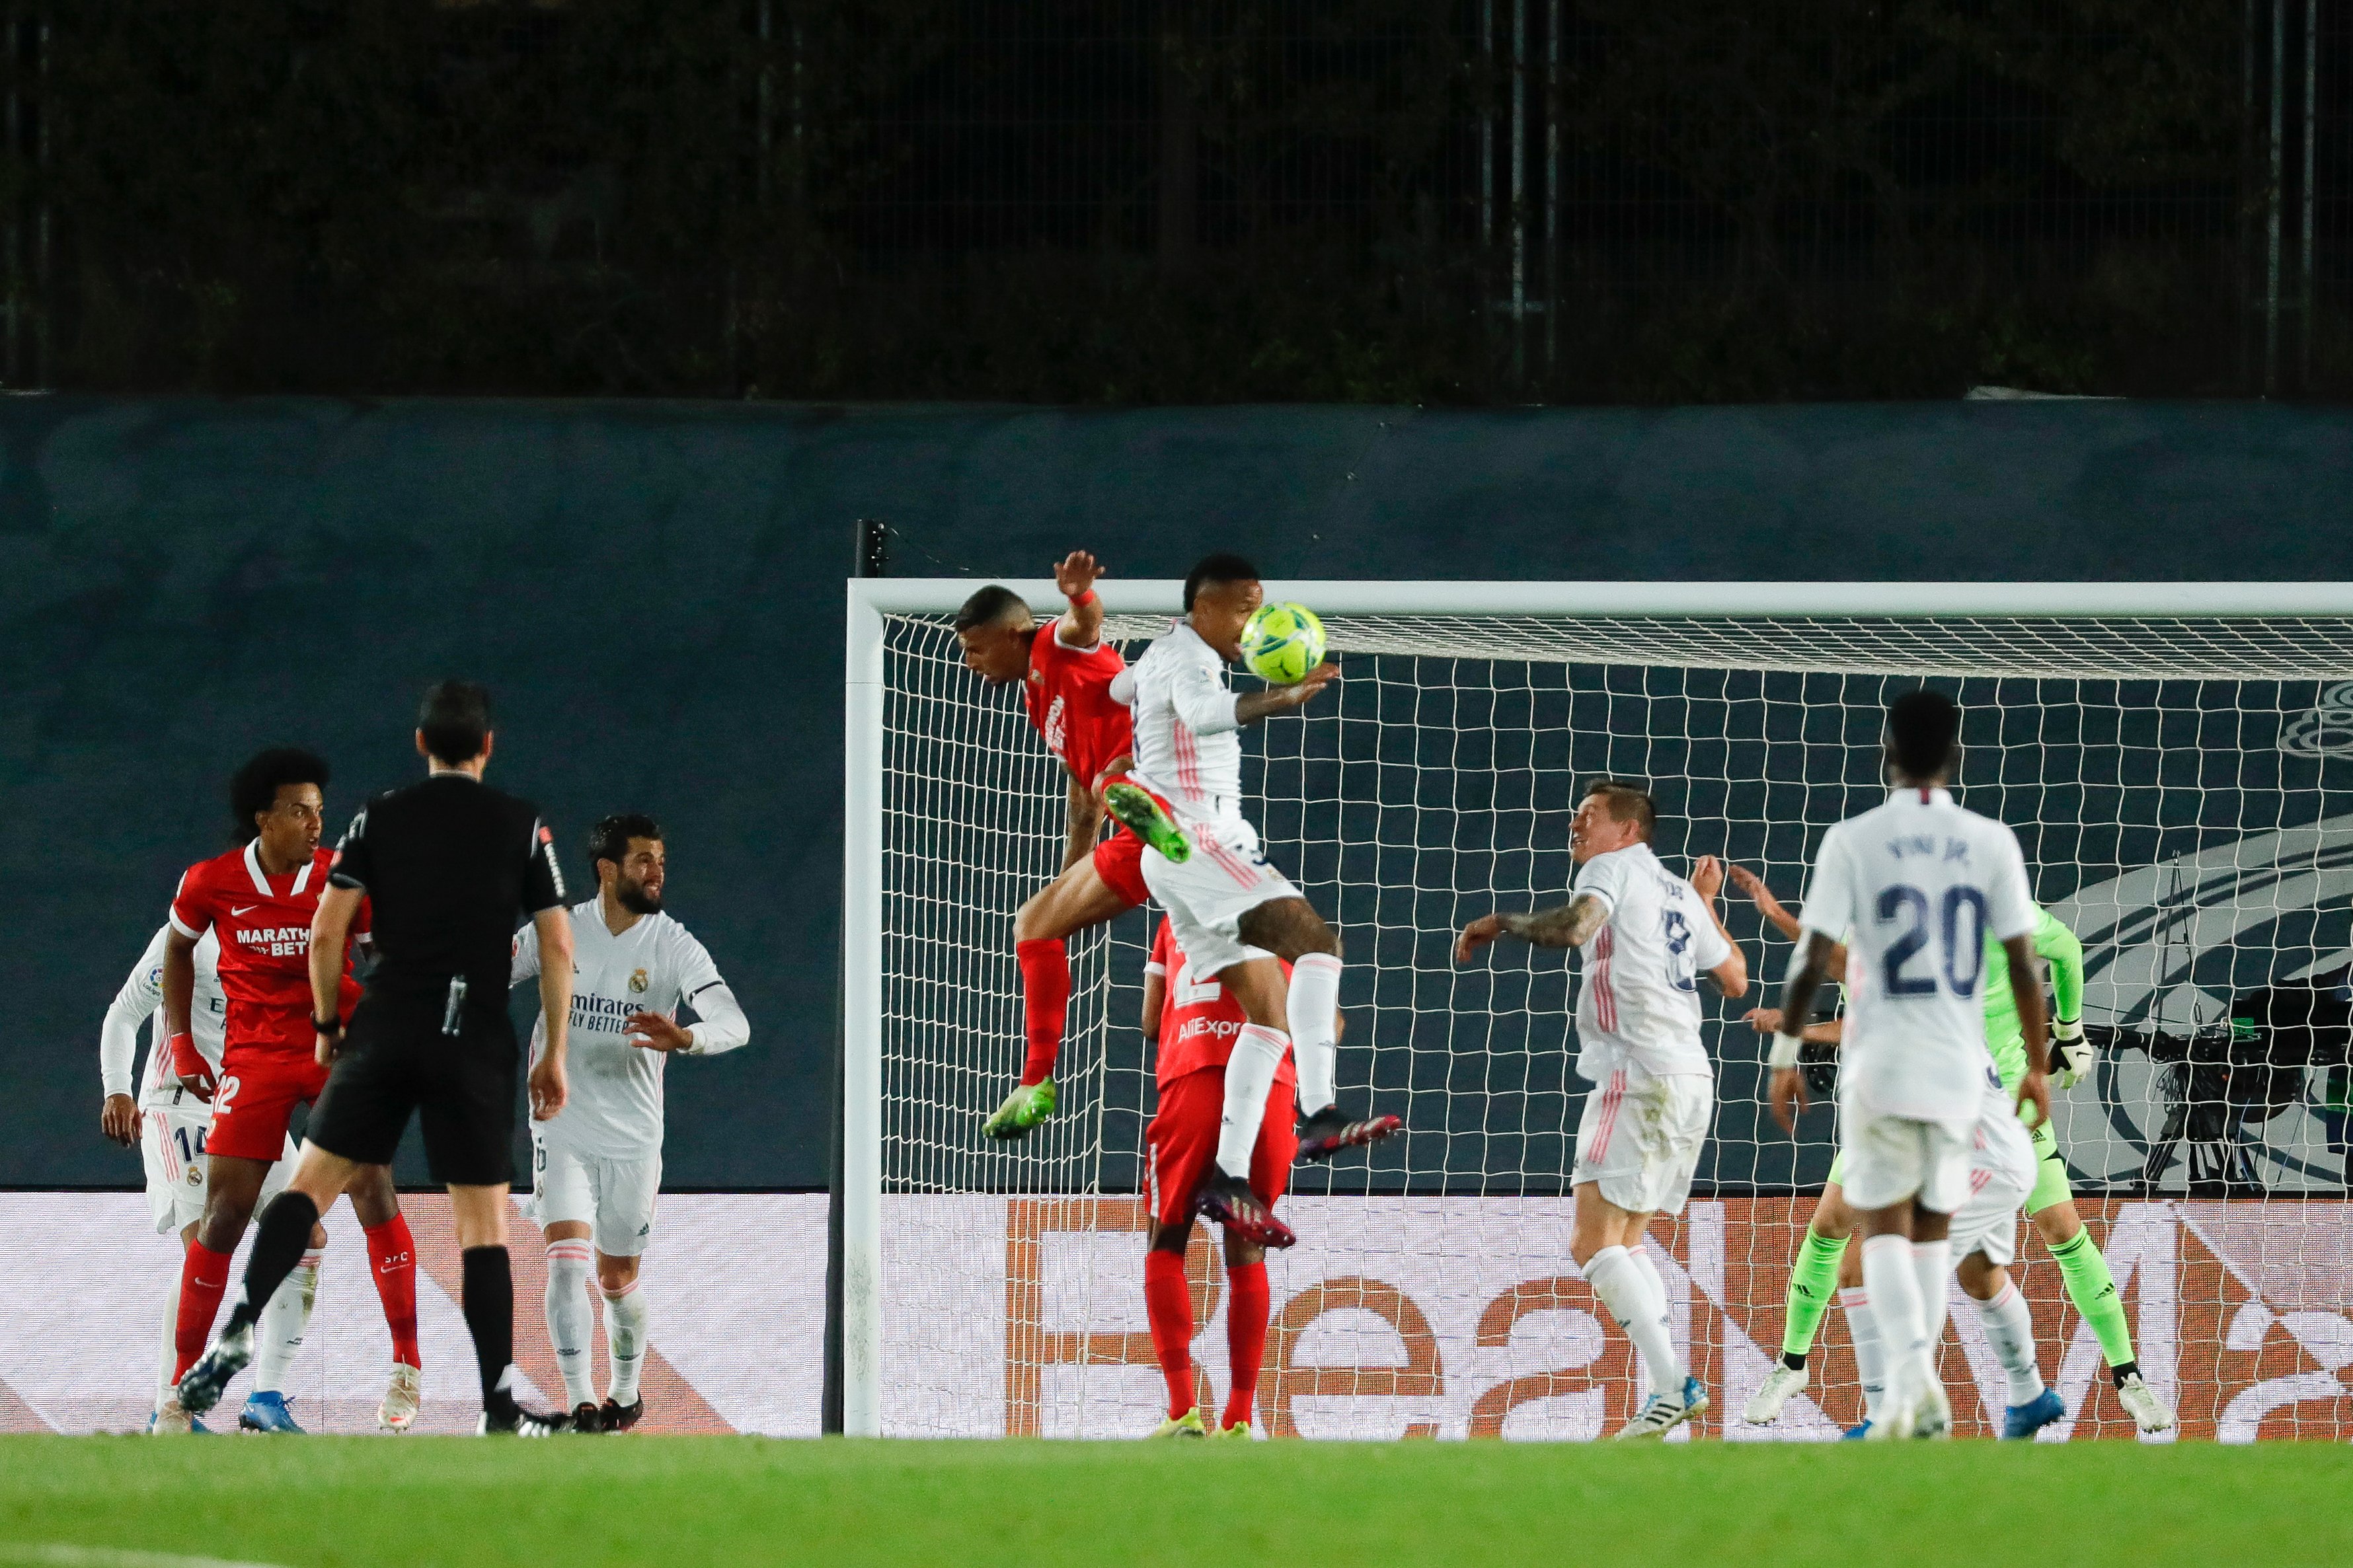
6,395,2348,1191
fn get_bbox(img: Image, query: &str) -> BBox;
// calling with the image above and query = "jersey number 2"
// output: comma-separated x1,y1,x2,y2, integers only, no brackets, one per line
1876,885,1988,997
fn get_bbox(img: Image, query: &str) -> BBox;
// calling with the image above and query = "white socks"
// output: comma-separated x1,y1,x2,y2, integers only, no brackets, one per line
605,1281,648,1406
1859,1234,1930,1419
546,1240,597,1409
1584,1245,1682,1396
154,1275,180,1413
250,1250,321,1395
1287,953,1343,1115
1973,1279,2046,1405
1214,1024,1290,1178
1839,1286,1884,1424
1909,1238,1953,1356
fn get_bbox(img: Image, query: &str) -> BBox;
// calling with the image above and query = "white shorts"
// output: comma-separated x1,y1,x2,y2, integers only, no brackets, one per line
1948,1107,2038,1268
528,1136,662,1257
1839,1108,1972,1214
1140,814,1301,977
1572,1068,1711,1216
139,1103,295,1236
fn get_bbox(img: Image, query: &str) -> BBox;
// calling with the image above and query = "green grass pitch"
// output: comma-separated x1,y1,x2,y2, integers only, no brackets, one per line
3,1437,2349,1568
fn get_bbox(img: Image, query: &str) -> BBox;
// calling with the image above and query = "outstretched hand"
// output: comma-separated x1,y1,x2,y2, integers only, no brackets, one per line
1054,550,1100,601
1266,662,1338,708
1689,854,1725,902
1455,914,1504,965
1726,863,1781,913
1744,1006,1785,1035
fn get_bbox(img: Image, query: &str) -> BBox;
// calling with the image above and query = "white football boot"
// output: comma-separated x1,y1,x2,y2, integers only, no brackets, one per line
1744,1362,1809,1425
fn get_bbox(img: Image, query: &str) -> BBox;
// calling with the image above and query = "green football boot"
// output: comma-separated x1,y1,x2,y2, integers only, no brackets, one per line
1207,1419,1253,1440
1103,780,1191,864
1149,1408,1208,1439
982,1077,1058,1140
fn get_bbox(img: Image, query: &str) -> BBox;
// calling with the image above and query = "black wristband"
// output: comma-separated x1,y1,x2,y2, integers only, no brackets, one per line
313,1014,344,1034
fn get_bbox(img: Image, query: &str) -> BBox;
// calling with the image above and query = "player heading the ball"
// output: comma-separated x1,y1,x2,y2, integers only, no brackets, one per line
1770,688,2051,1442
1114,554,1400,1248
1456,780,1748,1438
957,551,1191,1142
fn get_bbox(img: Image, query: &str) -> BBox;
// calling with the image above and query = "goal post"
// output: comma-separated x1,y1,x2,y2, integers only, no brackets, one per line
842,578,2353,1440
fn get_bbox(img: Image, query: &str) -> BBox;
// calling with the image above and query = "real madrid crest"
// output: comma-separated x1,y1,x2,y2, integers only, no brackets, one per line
629,967,650,995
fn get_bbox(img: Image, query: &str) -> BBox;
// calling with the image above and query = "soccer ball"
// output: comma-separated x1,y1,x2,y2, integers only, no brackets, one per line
1240,601,1326,685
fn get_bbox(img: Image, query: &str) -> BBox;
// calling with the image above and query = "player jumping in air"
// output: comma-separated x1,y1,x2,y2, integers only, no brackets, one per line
1457,780,1749,1437
1736,869,2176,1435
956,551,1188,1140
514,813,750,1433
100,923,317,1432
1138,916,1302,1438
1119,553,1400,1249
1769,689,2050,1440
155,749,424,1433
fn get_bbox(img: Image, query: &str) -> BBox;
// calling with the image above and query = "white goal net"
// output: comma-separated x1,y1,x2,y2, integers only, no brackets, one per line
845,581,2353,1442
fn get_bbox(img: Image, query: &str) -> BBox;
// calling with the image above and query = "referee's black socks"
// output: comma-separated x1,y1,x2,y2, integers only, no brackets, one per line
461,1244,518,1416
225,1190,320,1339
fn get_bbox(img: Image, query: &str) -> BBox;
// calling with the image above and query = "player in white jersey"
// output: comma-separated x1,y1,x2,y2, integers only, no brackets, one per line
1457,780,1749,1437
98,923,317,1433
1112,553,1400,1248
1769,689,2051,1441
511,813,750,1432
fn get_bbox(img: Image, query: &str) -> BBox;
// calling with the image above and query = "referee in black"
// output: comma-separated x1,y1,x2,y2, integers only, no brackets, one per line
176,681,580,1435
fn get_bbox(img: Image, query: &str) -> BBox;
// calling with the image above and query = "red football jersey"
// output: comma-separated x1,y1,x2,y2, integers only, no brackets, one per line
169,842,366,1057
1022,617,1133,791
1147,917,1296,1090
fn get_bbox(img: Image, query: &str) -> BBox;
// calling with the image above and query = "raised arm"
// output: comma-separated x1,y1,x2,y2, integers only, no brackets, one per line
1767,931,1843,1133
1727,863,1847,983
1688,856,1748,999
1454,891,1610,963
1052,550,1104,649
1233,663,1338,726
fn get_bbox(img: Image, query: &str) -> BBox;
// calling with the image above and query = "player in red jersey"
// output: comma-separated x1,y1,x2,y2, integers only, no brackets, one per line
1138,915,1305,1437
957,551,1188,1140
157,749,428,1433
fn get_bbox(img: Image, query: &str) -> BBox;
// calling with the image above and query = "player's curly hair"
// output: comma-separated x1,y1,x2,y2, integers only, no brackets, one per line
1886,688,1962,779
588,812,663,874
229,747,331,840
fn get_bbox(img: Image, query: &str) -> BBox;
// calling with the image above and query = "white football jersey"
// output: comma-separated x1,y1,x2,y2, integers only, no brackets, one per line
513,900,750,1159
1570,842,1732,1082
100,924,227,1109
1796,786,2038,1129
1114,620,1247,826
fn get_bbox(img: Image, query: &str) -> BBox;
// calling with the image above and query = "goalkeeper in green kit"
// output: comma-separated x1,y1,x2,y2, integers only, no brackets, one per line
1730,865,2176,1435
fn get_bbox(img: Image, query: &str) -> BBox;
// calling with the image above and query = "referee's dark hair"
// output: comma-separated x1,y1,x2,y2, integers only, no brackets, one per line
588,812,663,876
229,747,330,840
1184,552,1259,611
954,583,1028,633
1886,688,1962,780
418,680,493,765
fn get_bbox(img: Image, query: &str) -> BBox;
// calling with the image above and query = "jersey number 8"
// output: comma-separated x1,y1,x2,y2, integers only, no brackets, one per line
1876,884,1987,998
1660,907,1697,993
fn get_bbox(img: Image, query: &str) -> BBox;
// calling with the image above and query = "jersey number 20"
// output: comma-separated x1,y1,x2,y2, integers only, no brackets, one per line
1876,885,1987,997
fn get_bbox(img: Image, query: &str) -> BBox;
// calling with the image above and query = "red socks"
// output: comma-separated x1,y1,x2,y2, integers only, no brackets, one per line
1142,1249,1195,1420
1016,938,1071,1086
1223,1261,1270,1432
173,1241,234,1383
365,1214,423,1369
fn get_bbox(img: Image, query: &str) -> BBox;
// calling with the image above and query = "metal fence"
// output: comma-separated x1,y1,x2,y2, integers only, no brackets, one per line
0,1,2343,402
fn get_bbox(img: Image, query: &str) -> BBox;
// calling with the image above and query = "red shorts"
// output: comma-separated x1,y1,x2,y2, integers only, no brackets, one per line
208,1048,331,1161
1145,1066,1297,1228
1092,825,1149,907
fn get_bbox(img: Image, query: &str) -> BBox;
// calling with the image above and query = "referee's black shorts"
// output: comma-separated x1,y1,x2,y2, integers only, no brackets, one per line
307,999,518,1186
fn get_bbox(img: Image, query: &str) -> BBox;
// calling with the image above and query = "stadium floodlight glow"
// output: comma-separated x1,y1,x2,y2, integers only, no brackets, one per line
843,579,2353,1439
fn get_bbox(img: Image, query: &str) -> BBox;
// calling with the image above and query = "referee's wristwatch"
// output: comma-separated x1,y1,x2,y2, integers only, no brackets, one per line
313,1013,346,1036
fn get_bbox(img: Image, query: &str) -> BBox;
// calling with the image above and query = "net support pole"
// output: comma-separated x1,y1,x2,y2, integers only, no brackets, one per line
839,573,886,1436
